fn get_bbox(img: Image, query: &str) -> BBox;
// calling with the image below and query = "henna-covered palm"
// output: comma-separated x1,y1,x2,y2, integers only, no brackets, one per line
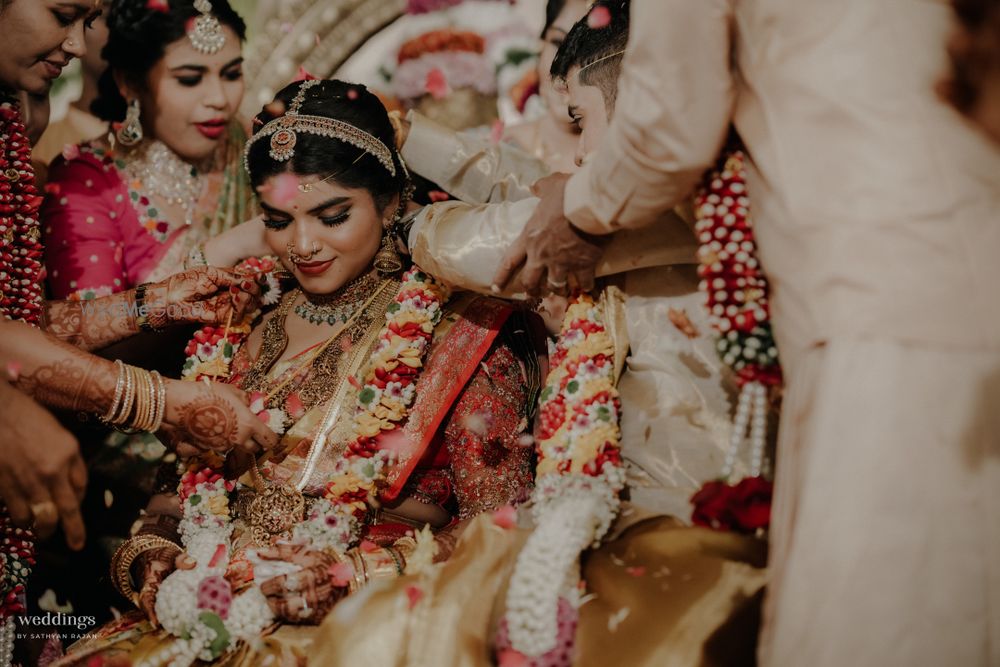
136,545,180,627
257,544,347,624
161,381,278,458
144,266,262,329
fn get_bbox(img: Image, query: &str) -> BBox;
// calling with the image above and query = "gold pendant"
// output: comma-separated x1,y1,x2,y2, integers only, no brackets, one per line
247,482,305,547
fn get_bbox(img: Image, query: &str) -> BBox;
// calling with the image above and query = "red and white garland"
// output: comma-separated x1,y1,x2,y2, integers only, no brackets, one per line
504,294,625,659
154,267,450,661
690,149,780,534
0,96,44,666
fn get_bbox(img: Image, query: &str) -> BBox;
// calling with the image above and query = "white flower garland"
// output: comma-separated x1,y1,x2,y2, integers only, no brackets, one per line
504,295,625,657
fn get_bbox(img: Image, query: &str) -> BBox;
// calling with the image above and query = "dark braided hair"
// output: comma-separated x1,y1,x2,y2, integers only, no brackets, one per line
246,79,408,215
92,0,246,122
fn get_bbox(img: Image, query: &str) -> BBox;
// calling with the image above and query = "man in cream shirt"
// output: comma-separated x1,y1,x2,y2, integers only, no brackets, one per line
495,1,1000,665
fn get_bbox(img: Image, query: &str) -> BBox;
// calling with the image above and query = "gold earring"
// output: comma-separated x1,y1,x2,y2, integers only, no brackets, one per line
117,99,143,146
374,231,403,276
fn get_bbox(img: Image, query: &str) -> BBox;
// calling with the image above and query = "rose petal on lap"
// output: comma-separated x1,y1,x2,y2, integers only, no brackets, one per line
327,562,354,587
492,505,517,530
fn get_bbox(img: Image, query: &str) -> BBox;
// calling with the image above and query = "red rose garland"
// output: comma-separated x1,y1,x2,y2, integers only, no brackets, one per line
0,98,43,626
690,148,780,535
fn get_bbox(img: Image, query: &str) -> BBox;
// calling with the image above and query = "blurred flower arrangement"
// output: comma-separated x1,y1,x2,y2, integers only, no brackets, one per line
373,0,540,129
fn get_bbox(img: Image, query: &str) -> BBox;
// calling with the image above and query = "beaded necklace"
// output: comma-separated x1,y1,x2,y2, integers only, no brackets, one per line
0,94,43,665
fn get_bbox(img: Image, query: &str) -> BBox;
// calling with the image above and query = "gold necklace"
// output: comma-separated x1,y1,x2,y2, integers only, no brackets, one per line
243,279,398,546
293,271,381,326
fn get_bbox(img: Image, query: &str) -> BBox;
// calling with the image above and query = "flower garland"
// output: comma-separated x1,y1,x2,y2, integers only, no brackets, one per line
690,148,780,534
504,294,625,660
0,96,45,667
156,268,450,660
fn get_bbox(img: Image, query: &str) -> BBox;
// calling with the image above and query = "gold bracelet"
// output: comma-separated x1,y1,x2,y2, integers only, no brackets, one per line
132,367,150,432
101,360,127,424
110,534,181,605
137,368,156,431
347,549,368,593
150,370,166,432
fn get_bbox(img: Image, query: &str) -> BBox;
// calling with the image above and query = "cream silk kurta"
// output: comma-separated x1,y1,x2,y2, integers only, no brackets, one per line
402,113,750,523
564,1,1000,665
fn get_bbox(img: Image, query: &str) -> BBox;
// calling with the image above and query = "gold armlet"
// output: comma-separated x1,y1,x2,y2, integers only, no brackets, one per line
110,535,181,605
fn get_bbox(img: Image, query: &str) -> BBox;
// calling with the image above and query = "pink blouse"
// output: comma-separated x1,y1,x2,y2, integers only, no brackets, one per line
42,144,191,300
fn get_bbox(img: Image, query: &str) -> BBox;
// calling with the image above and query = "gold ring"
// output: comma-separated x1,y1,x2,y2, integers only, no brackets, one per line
30,501,58,525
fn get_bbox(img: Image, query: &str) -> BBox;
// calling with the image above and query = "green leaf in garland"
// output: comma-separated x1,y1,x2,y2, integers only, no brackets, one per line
567,380,580,395
359,387,376,406
189,494,201,506
198,611,231,659
596,405,611,422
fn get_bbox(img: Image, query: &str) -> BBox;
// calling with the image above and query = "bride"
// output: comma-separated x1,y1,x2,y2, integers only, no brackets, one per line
56,79,542,666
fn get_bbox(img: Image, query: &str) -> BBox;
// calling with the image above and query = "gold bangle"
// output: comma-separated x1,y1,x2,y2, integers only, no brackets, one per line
150,370,166,432
101,360,127,424
110,535,181,605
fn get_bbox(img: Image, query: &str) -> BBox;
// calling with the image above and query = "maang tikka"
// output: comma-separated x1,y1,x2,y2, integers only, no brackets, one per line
189,0,226,54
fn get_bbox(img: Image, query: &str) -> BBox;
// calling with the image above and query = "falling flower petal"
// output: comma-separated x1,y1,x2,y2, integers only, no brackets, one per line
295,66,318,82
38,589,73,613
146,0,170,12
405,584,424,609
497,649,529,667
104,489,114,508
339,336,354,352
608,606,630,632
264,100,286,118
460,411,490,437
249,391,267,415
43,183,61,196
285,393,306,420
587,5,611,28
428,190,450,203
625,566,646,577
347,375,362,389
425,68,450,100
490,120,505,145
5,361,21,381
346,88,359,101
492,505,517,529
269,173,300,207
359,539,379,553
327,561,354,587
61,144,81,161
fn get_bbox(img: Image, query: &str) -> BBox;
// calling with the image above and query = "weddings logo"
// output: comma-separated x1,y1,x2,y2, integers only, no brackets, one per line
17,612,97,631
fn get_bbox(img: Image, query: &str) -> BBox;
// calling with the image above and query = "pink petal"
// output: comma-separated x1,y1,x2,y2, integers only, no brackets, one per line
43,183,61,196
490,120,505,145
377,429,415,457
497,649,529,667
425,68,450,100
61,144,80,161
625,566,646,577
428,190,450,203
146,0,170,12
346,88,359,101
268,173,300,208
327,561,354,587
208,543,227,568
5,361,22,382
294,66,318,82
492,505,517,530
264,100,287,118
359,539,379,553
285,392,306,420
587,6,611,29
405,584,424,609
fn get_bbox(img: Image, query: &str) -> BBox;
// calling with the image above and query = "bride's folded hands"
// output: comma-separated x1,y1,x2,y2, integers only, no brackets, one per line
257,543,347,624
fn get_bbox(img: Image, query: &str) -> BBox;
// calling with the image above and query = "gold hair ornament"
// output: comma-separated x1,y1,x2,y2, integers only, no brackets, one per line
244,79,397,177
189,0,226,55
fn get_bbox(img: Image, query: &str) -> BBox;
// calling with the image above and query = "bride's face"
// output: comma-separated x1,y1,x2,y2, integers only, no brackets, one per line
258,174,387,295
